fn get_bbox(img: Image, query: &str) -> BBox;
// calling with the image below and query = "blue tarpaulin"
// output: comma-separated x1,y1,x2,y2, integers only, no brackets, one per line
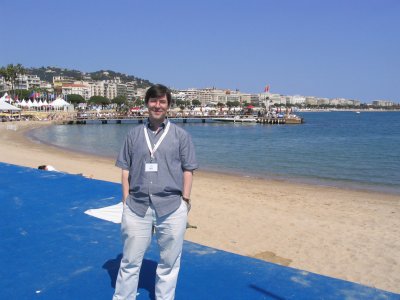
0,163,398,299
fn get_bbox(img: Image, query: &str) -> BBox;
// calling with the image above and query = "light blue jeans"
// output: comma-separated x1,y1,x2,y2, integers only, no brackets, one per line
113,200,188,300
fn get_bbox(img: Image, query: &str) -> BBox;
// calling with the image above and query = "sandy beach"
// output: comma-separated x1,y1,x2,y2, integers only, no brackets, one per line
1,121,399,293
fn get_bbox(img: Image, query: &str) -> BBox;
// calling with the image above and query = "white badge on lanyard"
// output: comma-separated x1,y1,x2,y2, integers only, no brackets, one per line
144,121,170,172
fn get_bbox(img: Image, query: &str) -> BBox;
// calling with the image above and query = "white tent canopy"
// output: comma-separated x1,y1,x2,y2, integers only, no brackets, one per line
31,100,40,108
0,93,14,103
19,99,28,107
50,98,69,107
0,100,21,111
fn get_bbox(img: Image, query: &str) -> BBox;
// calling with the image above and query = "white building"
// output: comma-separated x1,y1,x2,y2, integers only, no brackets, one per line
15,74,41,90
104,82,117,100
289,95,306,106
317,98,330,106
53,76,75,85
268,93,287,105
330,98,352,106
372,100,394,107
0,76,8,92
117,83,127,98
126,81,137,101
135,88,147,99
240,93,259,105
305,96,318,106
89,81,104,97
62,83,91,100
40,81,53,91
178,88,244,106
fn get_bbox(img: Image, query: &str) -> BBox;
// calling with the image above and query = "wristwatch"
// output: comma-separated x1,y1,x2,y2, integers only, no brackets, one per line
182,196,191,212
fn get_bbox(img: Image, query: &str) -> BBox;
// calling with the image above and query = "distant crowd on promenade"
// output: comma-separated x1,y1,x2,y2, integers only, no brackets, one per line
1,111,76,122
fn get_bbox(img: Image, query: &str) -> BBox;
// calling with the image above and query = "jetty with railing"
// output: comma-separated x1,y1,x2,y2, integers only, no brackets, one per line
60,114,304,125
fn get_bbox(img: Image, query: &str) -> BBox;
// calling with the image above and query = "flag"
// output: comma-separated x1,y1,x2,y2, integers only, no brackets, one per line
264,85,270,93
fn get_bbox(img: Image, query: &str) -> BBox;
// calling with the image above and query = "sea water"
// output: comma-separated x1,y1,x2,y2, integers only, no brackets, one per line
29,111,400,194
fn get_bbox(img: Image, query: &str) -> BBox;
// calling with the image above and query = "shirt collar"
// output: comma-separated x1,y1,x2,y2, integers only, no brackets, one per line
146,118,168,130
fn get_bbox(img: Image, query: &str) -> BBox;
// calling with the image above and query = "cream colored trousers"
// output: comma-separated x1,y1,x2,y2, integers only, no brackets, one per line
113,200,188,300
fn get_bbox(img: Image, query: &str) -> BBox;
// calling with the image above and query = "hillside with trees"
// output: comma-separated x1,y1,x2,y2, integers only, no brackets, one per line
18,65,154,88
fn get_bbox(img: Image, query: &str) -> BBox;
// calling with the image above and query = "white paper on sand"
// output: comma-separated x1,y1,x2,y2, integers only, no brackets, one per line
84,202,123,224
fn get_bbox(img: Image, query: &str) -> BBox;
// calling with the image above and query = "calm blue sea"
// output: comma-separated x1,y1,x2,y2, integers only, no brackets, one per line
29,112,400,194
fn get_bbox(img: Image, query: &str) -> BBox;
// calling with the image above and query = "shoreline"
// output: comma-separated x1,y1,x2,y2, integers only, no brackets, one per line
1,121,399,293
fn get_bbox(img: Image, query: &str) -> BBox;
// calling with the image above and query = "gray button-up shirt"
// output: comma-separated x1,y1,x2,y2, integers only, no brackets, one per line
116,119,198,217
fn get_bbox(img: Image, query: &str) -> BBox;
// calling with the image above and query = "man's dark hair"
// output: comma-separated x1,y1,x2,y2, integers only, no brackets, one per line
145,84,172,106
38,165,46,170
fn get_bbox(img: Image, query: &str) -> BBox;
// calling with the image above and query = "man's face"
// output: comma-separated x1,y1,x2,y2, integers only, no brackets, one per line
147,95,169,122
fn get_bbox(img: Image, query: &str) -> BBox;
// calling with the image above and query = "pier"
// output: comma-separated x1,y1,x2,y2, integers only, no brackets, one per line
61,116,215,125
60,115,304,125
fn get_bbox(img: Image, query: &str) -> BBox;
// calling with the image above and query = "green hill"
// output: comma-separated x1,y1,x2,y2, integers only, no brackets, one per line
24,66,153,88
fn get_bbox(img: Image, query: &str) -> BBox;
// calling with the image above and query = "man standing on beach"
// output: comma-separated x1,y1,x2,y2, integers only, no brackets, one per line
113,84,198,300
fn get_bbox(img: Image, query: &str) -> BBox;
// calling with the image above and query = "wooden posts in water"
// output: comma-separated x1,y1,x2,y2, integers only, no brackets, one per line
257,117,285,124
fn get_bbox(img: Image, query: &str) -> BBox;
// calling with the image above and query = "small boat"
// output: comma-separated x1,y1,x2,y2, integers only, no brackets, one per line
284,114,304,124
355,111,360,114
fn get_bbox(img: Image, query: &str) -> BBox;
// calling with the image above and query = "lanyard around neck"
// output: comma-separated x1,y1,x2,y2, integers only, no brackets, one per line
144,121,171,160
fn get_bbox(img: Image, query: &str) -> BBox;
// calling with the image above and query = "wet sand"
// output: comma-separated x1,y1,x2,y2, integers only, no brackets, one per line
1,121,399,293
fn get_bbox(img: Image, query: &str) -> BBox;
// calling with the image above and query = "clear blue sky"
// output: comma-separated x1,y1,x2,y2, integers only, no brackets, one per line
1,0,399,102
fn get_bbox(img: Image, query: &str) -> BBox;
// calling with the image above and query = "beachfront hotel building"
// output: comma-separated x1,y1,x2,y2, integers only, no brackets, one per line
40,81,53,91
0,76,8,92
88,81,103,98
177,88,254,106
59,80,120,101
53,76,75,86
62,83,91,100
329,98,360,107
117,83,127,99
126,82,136,101
372,100,395,107
270,94,287,105
290,95,306,106
14,74,41,90
317,98,330,106
305,96,318,106
104,82,117,100
242,93,260,106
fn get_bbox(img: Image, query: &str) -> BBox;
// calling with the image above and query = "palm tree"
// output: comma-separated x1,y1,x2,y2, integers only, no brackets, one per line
0,63,25,99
